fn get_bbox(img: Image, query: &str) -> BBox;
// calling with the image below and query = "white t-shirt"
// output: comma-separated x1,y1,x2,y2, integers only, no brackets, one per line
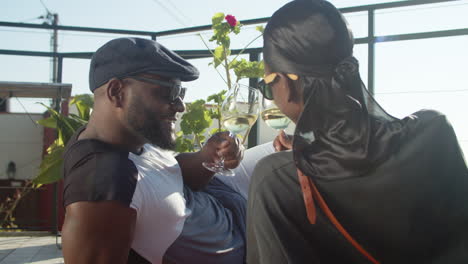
129,144,191,264
128,142,275,264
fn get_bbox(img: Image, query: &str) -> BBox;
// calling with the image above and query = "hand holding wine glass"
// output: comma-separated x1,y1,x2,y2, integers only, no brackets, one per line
202,83,260,176
201,131,244,167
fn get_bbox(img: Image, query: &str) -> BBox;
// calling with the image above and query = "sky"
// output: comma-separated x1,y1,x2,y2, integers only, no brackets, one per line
1,0,468,155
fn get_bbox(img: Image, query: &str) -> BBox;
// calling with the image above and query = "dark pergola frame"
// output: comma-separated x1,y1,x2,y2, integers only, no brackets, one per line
2,0,467,93
0,0,467,233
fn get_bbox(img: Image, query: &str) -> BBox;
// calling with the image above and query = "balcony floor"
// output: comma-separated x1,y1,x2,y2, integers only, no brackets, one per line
0,235,63,264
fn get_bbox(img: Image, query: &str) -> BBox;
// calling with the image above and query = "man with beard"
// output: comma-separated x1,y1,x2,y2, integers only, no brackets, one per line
61,37,267,264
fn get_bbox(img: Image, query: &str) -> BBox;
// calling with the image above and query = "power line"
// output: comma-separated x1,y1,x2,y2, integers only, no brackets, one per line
164,0,195,26
39,0,52,15
150,0,190,28
14,97,39,127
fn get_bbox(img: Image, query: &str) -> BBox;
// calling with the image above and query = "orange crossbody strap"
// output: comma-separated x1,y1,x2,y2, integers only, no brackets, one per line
297,169,380,264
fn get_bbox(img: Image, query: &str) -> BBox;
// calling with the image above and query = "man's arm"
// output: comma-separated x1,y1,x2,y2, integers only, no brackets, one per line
62,201,137,264
176,132,244,190
175,151,215,191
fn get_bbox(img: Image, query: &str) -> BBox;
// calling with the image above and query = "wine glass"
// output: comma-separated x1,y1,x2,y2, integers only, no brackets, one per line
260,97,291,131
202,83,260,176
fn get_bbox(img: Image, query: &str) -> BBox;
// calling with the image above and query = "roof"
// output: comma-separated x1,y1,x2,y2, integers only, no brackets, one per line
0,81,72,99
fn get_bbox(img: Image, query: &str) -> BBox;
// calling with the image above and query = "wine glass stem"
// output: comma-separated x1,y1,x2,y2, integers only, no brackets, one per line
218,155,225,168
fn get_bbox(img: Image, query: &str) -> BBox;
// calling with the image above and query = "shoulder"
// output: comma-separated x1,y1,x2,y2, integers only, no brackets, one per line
404,109,450,125
63,139,138,208
410,109,444,119
255,150,295,173
402,109,455,135
250,151,296,192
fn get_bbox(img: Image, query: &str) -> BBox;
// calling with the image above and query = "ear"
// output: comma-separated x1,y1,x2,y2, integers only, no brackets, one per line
106,78,125,107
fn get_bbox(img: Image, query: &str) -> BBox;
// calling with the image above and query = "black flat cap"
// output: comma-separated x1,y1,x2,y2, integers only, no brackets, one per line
89,37,199,92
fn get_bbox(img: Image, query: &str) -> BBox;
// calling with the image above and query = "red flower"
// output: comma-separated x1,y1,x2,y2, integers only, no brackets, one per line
225,15,237,27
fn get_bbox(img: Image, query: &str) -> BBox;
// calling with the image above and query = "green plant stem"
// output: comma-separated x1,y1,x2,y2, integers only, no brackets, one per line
230,33,263,65
197,33,228,86
223,45,232,90
1,180,34,227
194,134,202,150
217,104,222,131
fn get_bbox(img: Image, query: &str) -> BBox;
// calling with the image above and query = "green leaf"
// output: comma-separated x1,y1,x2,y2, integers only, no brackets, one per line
36,117,57,129
233,24,241,34
207,90,227,104
68,114,89,126
180,100,212,135
256,25,265,33
220,35,231,49
232,59,265,81
175,136,195,153
212,12,225,26
70,94,94,120
213,46,226,68
38,102,89,146
198,135,206,145
33,95,92,185
33,147,64,185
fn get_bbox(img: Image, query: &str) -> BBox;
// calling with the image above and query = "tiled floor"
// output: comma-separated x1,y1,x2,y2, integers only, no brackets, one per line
0,236,63,264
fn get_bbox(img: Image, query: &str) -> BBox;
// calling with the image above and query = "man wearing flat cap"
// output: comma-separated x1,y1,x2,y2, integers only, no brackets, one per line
60,37,266,264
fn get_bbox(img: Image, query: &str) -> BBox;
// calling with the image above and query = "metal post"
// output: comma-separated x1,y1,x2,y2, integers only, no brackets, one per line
52,92,60,235
368,9,375,96
51,14,59,83
57,56,63,83
54,56,63,247
248,51,261,148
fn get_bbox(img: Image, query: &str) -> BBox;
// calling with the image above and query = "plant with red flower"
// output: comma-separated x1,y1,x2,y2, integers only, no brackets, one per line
177,14,265,152
199,12,264,91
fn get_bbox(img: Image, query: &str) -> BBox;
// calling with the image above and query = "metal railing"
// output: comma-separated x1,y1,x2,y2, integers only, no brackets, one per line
0,0,467,232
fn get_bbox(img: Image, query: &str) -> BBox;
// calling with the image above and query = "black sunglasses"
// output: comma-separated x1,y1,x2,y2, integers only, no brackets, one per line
129,76,186,102
257,73,278,100
257,73,300,100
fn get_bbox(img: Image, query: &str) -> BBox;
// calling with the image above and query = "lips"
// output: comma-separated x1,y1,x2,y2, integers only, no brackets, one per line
161,115,177,122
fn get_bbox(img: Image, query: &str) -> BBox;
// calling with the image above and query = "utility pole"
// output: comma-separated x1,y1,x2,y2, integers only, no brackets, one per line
51,13,58,83
39,11,59,83
39,10,60,236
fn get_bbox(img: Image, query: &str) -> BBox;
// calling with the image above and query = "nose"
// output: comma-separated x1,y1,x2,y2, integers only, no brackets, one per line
171,97,185,113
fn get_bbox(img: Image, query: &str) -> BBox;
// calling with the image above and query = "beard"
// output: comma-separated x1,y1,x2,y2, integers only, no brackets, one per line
126,95,176,150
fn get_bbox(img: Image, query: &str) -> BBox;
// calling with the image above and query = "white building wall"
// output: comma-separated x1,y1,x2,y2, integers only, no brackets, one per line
0,114,44,180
